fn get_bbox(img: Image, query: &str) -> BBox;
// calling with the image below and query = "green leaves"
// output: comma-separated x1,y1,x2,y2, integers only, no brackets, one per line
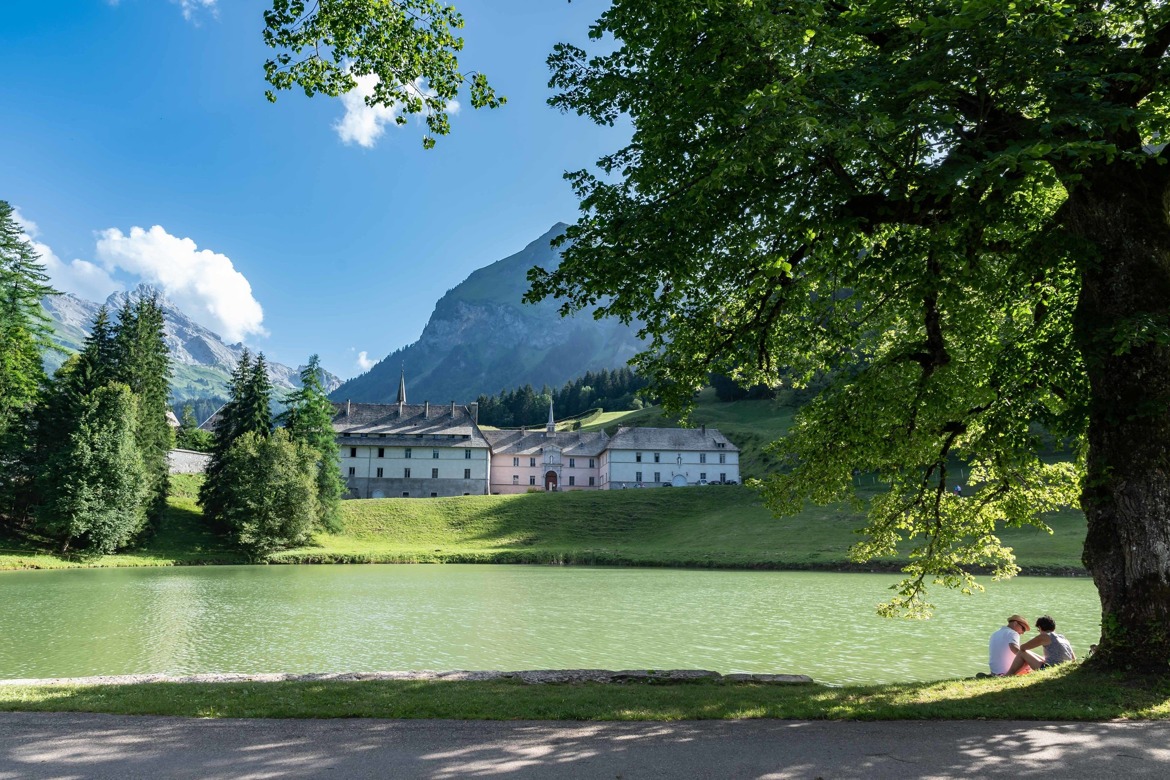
263,0,504,147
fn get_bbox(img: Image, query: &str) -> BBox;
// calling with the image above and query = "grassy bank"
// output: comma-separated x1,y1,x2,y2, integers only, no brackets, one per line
0,474,1087,573
0,666,1165,720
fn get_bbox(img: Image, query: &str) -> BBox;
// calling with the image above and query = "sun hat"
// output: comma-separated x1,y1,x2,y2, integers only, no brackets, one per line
1007,614,1030,632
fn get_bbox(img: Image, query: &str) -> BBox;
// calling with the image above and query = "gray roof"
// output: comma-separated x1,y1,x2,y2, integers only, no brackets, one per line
482,428,609,457
606,426,739,452
332,401,486,445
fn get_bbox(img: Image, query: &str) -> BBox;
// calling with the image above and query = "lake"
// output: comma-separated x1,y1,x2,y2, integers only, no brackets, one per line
0,565,1099,685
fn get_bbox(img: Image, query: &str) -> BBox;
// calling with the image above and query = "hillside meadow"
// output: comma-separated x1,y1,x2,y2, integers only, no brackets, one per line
0,473,1086,573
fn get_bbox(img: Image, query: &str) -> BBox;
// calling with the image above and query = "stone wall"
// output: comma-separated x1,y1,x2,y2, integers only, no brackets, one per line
168,449,211,475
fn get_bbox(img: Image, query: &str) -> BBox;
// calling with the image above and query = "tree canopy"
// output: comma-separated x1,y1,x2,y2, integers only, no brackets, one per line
262,0,505,148
527,1,1170,671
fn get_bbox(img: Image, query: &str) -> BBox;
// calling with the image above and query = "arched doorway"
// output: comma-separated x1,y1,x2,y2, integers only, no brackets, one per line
671,474,688,487
544,470,558,491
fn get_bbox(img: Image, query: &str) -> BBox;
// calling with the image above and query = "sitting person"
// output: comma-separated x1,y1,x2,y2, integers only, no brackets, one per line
1005,615,1076,674
988,614,1032,676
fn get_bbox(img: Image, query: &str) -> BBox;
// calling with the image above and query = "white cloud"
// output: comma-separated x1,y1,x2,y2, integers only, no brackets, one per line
334,72,460,148
95,225,265,343
172,0,217,22
356,350,376,371
12,207,122,302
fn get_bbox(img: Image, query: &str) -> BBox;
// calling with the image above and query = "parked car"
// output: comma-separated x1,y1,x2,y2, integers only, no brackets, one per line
696,479,708,485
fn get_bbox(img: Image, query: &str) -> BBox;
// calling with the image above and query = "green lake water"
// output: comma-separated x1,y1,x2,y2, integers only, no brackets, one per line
0,565,1099,685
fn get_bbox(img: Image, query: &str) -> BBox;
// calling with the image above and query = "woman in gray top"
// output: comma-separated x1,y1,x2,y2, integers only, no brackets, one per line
1007,615,1076,674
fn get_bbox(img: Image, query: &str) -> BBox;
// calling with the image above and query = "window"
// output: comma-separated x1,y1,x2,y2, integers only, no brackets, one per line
348,467,355,476
513,457,520,467
513,475,519,485
569,458,575,468
589,458,595,468
654,452,660,463
719,453,727,464
402,492,409,497
569,476,576,486
654,472,660,482
405,448,412,459
529,457,536,467
431,468,439,478
717,442,726,448
376,467,384,478
529,476,536,485
432,449,439,459
720,472,727,482
377,447,385,458
430,492,437,498
464,468,471,479
349,447,357,458
700,472,707,480
700,453,706,464
636,471,642,482
404,467,411,478
636,452,642,462
589,476,595,486
464,449,472,459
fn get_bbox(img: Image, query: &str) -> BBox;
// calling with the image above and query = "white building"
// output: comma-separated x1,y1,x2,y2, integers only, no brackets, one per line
601,425,740,488
483,406,609,493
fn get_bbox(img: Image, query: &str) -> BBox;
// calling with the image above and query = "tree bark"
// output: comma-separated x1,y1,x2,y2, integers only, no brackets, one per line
1071,158,1170,673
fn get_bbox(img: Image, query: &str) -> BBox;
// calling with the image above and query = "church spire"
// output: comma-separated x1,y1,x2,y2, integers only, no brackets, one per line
397,365,407,405
546,398,556,437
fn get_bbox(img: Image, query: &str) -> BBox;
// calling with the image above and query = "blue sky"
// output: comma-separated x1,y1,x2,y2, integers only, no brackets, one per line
3,0,620,379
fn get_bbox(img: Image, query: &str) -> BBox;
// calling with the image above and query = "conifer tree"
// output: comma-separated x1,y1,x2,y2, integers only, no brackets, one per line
0,201,56,521
111,295,173,520
282,355,344,532
37,383,148,554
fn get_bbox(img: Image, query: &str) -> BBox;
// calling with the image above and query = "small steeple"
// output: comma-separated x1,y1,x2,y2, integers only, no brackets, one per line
546,398,556,437
397,365,407,405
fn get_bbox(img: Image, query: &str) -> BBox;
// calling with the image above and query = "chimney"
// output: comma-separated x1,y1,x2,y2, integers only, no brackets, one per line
424,401,430,418
451,400,457,416
346,400,351,417
701,424,706,437
468,402,478,424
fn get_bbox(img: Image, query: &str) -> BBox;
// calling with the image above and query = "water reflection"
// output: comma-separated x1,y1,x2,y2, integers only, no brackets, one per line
0,565,1099,685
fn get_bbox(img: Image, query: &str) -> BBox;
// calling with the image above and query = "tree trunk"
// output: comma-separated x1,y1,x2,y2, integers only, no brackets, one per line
1071,158,1170,674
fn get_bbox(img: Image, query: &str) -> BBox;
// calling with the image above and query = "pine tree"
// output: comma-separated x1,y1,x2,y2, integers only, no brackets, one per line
110,295,173,520
37,383,148,554
281,355,344,532
0,201,56,521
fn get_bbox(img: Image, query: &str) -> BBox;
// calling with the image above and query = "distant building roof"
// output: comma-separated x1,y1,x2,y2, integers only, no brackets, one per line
165,410,181,428
198,405,227,432
483,428,609,457
606,426,740,452
332,401,488,447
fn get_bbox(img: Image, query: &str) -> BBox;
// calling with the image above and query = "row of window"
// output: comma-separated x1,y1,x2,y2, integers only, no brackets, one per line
634,451,727,464
349,467,475,479
510,475,595,486
633,472,727,482
511,456,597,468
349,447,475,460
349,433,472,440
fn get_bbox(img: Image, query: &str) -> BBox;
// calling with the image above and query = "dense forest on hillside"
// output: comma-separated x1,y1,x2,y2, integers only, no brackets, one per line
475,367,650,427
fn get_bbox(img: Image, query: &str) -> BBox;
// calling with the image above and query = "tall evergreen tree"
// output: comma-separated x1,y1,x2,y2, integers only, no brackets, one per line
282,355,344,532
199,350,274,525
0,201,56,522
37,383,148,554
111,295,173,520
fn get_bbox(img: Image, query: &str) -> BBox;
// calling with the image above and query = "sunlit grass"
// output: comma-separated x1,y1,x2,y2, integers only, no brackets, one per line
0,666,1164,721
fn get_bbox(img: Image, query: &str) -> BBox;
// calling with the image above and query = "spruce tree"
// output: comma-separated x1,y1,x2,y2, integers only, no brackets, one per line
37,383,148,554
281,355,344,532
111,295,173,520
0,201,56,522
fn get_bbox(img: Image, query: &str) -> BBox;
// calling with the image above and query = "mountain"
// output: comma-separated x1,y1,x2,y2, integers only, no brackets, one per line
40,284,342,404
331,223,644,404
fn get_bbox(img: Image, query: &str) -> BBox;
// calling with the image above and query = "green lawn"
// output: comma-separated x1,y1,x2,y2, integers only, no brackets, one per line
0,474,1086,573
0,665,1165,720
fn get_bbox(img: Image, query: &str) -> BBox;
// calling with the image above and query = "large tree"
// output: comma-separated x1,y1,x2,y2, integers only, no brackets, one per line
282,355,345,533
526,1,1170,672
0,201,56,520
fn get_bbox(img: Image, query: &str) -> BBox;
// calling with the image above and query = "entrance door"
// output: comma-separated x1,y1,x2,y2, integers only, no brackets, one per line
544,470,558,491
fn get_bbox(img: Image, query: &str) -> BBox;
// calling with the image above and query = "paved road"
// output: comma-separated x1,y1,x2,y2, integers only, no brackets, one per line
1,713,1167,779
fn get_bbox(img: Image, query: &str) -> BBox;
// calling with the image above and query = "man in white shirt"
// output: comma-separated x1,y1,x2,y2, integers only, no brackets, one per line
988,614,1031,675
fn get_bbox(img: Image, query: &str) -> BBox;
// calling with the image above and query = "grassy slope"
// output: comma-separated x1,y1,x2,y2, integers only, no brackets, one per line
0,474,1085,572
